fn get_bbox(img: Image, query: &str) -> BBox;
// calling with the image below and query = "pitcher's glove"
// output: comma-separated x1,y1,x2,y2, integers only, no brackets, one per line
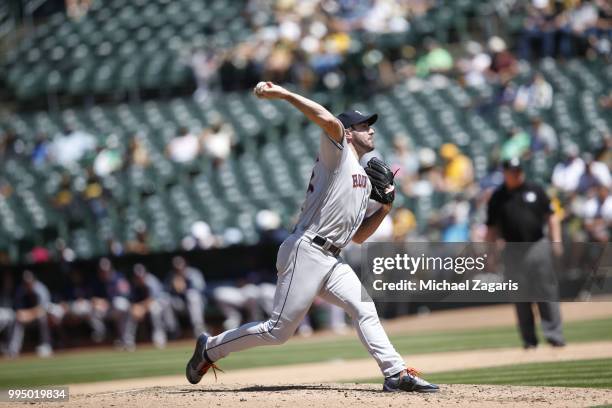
365,157,395,204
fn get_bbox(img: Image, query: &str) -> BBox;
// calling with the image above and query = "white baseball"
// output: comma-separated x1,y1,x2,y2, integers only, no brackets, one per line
255,81,267,95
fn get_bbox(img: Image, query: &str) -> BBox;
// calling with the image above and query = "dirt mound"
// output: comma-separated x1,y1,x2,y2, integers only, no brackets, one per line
68,340,612,395
47,383,612,408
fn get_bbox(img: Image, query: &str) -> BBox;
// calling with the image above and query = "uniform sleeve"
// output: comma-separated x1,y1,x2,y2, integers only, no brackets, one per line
318,119,345,170
486,190,500,227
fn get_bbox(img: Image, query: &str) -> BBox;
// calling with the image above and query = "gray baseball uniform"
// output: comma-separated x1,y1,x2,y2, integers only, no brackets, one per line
204,127,406,377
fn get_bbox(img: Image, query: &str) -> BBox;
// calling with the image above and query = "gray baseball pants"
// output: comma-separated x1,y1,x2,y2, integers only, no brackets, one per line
205,232,406,377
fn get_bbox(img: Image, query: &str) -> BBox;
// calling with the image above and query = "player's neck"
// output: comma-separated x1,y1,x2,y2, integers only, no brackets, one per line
348,144,363,160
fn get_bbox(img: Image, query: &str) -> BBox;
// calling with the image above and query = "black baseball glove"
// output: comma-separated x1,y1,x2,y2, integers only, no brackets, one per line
364,157,395,204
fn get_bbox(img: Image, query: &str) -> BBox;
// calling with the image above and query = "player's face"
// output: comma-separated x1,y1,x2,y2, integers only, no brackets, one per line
349,122,375,153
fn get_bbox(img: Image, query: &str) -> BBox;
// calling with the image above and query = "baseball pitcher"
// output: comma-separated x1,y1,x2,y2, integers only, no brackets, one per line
186,82,439,393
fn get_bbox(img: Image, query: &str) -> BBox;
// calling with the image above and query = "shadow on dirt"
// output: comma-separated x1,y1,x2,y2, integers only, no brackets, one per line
170,384,383,394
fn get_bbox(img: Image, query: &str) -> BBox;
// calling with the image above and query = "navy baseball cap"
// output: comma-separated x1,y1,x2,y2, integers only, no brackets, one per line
337,110,378,128
502,157,523,170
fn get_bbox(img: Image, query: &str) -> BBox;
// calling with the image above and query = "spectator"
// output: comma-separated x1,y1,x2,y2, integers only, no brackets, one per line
188,47,220,103
31,133,51,168
488,36,518,82
576,153,612,193
580,184,612,242
416,38,454,77
82,169,108,220
125,264,168,349
552,144,586,192
166,127,201,164
7,271,53,357
52,172,78,218
439,143,474,192
501,128,531,161
570,0,600,41
165,256,206,338
458,41,491,88
93,135,123,177
49,126,97,168
126,133,150,169
518,1,557,60
529,116,558,153
91,258,132,349
514,73,553,111
201,118,235,168
391,208,417,242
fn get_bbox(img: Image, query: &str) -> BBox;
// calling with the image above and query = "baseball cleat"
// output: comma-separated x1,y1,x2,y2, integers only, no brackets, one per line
383,368,439,393
186,333,223,384
547,339,566,348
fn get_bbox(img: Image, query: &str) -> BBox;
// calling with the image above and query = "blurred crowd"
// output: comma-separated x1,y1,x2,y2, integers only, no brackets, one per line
185,0,610,95
0,256,347,357
383,130,611,245
2,44,610,263
518,0,611,61
185,0,436,94
0,116,242,263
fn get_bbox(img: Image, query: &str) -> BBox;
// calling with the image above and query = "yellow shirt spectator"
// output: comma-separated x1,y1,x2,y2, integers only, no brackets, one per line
440,143,474,192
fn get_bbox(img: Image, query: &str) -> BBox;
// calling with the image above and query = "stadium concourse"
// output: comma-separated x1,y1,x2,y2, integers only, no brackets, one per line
0,0,611,357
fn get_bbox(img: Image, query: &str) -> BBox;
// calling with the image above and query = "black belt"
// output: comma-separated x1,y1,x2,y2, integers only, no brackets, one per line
312,235,341,256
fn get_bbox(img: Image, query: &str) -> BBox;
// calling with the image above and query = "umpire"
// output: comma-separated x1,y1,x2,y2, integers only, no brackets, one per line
485,158,566,349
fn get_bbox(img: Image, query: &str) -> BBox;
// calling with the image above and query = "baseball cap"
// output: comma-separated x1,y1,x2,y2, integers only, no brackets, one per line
502,157,522,170
337,110,378,128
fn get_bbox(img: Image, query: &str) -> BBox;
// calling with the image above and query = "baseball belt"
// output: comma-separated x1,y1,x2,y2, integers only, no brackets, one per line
312,235,341,257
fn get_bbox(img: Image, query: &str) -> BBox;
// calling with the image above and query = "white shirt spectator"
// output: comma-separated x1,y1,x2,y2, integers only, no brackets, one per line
514,76,553,111
581,195,612,221
531,120,558,152
167,132,200,163
570,2,599,32
94,149,122,177
588,161,612,188
50,130,97,167
552,157,585,192
203,123,233,162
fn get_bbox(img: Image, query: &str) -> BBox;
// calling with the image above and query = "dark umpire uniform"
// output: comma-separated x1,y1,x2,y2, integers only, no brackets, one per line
486,158,565,349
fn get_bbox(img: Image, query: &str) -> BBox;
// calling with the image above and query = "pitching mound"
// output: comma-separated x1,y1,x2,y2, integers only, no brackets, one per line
47,383,612,408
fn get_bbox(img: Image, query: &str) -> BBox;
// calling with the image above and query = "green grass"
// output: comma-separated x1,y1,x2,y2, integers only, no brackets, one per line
0,317,610,387
358,358,612,389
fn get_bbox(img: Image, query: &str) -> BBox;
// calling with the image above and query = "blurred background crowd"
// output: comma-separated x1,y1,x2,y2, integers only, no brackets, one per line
0,0,610,356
